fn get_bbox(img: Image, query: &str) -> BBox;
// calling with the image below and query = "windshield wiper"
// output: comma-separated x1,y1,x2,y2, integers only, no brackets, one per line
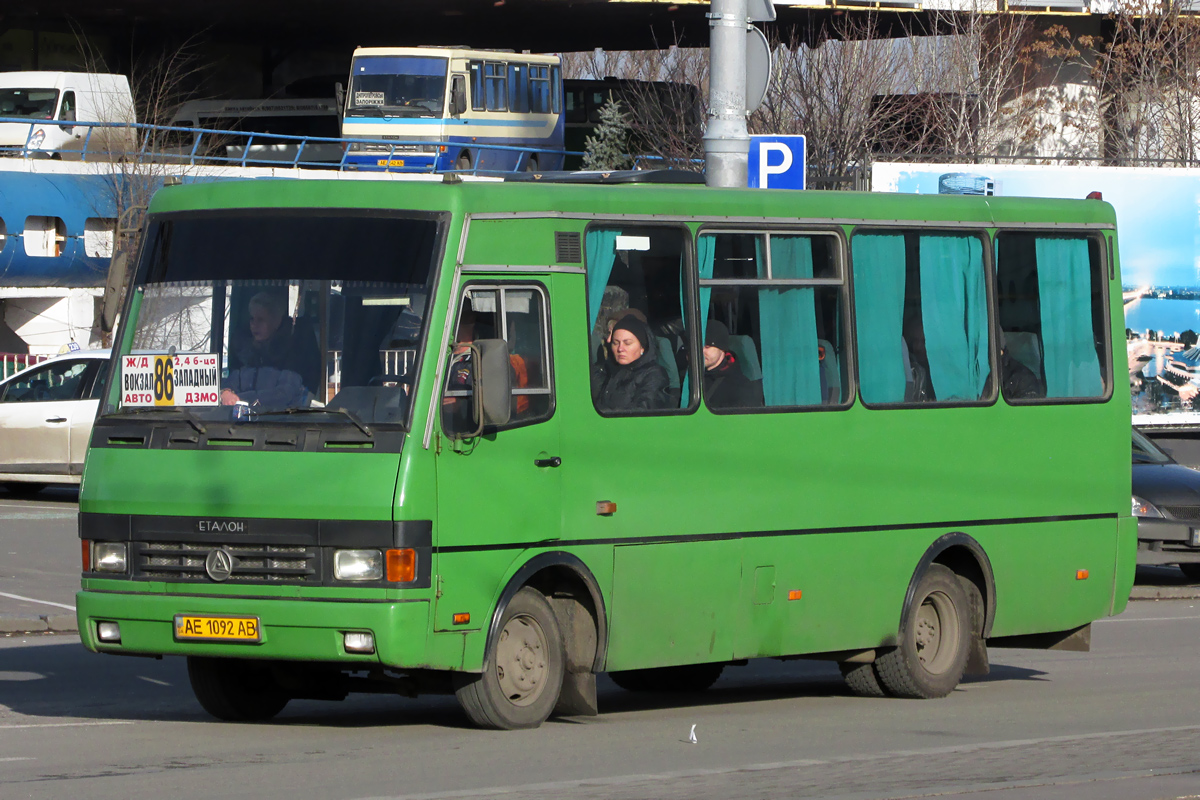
108,405,207,435
268,407,373,438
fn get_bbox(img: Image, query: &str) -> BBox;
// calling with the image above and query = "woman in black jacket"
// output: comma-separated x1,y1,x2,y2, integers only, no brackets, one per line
592,314,671,412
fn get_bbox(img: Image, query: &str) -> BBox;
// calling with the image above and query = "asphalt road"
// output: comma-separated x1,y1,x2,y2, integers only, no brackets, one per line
3,489,1200,800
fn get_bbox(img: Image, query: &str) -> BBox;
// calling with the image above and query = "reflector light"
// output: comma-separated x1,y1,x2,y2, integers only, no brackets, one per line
81,540,91,572
788,590,803,601
97,622,121,643
453,613,471,625
343,632,375,653
1076,569,1089,580
386,548,417,583
596,501,617,516
1086,191,1103,200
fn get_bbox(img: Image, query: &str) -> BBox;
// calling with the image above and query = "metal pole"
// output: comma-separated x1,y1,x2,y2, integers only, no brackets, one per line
704,0,749,188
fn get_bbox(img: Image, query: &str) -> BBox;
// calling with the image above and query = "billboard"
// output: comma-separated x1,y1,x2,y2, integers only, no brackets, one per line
874,162,1200,427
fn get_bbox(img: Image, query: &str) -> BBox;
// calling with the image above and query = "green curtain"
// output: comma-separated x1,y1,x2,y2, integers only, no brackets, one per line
585,229,619,331
1036,237,1102,398
761,235,821,406
852,234,908,404
919,235,988,401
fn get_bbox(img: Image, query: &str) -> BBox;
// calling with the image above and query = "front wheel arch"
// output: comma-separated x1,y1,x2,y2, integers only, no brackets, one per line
902,532,996,640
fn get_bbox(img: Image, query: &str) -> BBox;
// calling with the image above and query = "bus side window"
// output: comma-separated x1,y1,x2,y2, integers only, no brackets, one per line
586,225,693,414
469,61,486,112
995,232,1107,402
485,62,507,112
699,231,848,411
852,230,992,406
442,285,553,436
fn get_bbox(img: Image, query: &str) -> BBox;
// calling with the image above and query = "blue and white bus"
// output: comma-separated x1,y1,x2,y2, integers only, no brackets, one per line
341,47,565,173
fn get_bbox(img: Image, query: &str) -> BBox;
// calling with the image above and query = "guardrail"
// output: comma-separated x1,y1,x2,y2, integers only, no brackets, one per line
0,117,579,174
0,353,49,381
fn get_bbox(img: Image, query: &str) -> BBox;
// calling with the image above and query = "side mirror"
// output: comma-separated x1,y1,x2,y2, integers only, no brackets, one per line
334,81,346,114
442,338,511,439
450,75,467,117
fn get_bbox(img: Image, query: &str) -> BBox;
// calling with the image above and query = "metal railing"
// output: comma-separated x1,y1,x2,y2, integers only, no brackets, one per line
0,353,49,381
0,117,578,175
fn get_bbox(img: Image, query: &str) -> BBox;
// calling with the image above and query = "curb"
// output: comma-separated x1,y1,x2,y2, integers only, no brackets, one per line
1130,586,1200,600
0,614,78,635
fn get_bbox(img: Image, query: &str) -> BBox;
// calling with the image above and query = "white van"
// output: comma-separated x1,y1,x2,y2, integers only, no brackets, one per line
169,98,342,165
0,72,136,156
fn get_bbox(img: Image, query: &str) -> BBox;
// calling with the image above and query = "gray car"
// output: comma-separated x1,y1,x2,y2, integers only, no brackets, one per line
0,350,109,495
1133,426,1200,580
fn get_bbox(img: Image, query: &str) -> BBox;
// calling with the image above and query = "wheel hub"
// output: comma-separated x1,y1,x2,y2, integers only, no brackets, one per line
495,614,548,707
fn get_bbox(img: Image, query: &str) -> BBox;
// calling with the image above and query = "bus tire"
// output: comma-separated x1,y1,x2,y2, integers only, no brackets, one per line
456,152,472,172
454,587,564,729
608,662,724,693
187,657,290,721
524,155,538,172
839,661,887,697
874,564,969,699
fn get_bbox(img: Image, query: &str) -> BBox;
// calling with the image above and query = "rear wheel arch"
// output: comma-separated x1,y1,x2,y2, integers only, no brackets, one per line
905,532,996,639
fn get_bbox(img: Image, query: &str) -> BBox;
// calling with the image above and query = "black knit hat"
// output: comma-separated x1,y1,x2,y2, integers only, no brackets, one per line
612,313,651,352
704,320,731,352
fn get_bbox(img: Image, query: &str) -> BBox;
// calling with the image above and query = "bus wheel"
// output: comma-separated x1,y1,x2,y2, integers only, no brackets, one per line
454,587,564,729
187,657,290,721
608,662,724,693
524,155,538,172
874,564,969,699
456,152,472,172
839,662,887,697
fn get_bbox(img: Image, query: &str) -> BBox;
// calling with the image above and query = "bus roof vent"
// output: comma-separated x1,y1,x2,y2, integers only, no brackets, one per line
505,169,705,185
555,232,582,263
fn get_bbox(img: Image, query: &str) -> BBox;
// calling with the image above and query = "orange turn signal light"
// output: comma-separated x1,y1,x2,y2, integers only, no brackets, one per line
596,501,617,516
386,548,416,583
81,540,91,572
788,589,803,601
1076,569,1089,580
453,613,471,625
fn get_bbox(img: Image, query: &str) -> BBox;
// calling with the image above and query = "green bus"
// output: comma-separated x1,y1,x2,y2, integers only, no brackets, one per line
76,172,1134,729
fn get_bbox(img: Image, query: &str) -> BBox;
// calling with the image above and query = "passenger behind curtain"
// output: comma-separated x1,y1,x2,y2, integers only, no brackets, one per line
762,235,822,406
852,235,908,404
918,235,988,401
1035,238,1103,398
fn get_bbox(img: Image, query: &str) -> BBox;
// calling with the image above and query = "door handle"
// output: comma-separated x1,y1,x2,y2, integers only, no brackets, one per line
534,456,561,468
45,417,68,423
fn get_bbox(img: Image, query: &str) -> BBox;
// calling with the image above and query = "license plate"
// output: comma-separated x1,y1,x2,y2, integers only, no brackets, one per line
376,158,405,167
174,614,261,642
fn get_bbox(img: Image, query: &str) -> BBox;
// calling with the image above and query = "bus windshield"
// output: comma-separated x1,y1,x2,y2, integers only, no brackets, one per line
106,211,443,428
347,56,447,117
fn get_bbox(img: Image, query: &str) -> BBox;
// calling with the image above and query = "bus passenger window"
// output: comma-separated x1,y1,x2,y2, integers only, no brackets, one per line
852,231,992,406
586,225,692,414
484,62,507,112
699,231,848,411
442,285,553,435
995,233,1107,402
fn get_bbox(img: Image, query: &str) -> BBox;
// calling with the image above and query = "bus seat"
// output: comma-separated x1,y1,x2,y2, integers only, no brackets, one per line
727,335,762,381
1004,331,1044,380
818,338,841,403
655,336,680,389
328,386,408,425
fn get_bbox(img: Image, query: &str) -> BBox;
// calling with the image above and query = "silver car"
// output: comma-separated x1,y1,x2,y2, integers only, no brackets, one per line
0,350,109,494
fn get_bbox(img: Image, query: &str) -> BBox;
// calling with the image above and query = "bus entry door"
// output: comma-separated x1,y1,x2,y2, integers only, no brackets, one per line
433,283,562,632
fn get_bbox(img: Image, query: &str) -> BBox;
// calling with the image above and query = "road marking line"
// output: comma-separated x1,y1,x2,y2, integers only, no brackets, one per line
0,756,34,762
1101,614,1200,622
0,592,75,611
137,676,171,687
0,721,132,730
353,724,1200,800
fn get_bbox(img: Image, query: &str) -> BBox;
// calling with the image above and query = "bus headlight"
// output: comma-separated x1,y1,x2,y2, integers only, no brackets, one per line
334,549,383,581
1132,495,1164,518
93,543,128,573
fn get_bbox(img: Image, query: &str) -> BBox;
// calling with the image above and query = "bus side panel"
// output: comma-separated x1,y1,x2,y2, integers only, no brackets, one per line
976,519,1118,639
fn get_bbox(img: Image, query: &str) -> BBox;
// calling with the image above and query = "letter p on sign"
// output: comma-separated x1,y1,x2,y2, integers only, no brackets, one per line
748,135,806,190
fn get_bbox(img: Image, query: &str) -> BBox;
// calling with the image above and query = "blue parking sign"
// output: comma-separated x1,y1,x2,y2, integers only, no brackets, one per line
748,135,806,190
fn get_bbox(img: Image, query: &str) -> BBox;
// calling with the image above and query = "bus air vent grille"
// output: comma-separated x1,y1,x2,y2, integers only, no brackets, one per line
555,231,582,263
136,541,318,583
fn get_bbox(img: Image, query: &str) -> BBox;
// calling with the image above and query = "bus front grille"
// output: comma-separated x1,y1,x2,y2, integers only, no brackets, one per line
136,541,318,583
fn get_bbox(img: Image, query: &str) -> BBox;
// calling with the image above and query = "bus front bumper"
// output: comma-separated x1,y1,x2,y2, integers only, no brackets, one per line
76,589,442,668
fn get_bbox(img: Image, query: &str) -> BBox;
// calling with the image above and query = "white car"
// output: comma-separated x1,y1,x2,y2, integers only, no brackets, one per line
0,350,110,494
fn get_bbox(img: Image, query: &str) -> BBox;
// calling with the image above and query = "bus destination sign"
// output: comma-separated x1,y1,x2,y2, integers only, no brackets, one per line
122,353,220,407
